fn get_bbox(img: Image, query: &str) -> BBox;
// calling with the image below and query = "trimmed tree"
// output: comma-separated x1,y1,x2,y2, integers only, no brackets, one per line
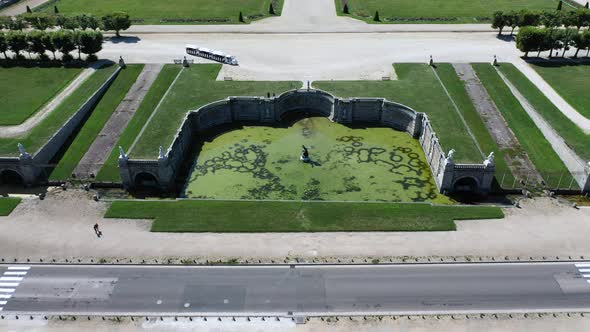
492,11,506,35
518,9,541,27
269,2,275,15
557,0,563,11
54,6,59,14
102,12,131,37
516,26,545,57
505,11,519,35
0,32,8,59
26,5,32,13
373,10,380,22
41,31,57,59
7,31,27,59
27,30,47,59
0,16,12,30
239,11,244,23
586,2,589,9
79,30,103,61
52,30,76,61
541,10,562,29
9,16,26,30
343,2,349,14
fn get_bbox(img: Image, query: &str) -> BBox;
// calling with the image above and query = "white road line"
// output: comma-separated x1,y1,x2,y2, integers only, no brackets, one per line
0,277,23,281
0,289,15,293
6,267,30,270
575,263,590,267
3,271,27,276
0,301,5,305
0,294,11,299
583,274,590,278
0,308,3,312
578,269,590,272
0,283,19,287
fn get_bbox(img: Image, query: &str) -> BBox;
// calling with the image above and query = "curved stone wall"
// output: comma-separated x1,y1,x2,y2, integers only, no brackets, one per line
119,88,499,195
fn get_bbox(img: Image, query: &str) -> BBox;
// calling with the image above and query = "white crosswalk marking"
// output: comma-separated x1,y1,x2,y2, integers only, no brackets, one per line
0,283,19,287
0,277,23,281
0,266,30,312
575,263,590,268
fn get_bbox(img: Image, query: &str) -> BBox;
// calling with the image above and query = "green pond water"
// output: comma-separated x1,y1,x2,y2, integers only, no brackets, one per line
184,117,453,203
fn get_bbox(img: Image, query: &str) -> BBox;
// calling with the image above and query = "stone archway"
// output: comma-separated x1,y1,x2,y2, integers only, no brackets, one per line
134,172,159,188
453,177,479,193
0,169,24,185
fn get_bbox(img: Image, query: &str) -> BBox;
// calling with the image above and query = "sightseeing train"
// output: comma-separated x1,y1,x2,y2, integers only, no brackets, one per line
185,45,238,66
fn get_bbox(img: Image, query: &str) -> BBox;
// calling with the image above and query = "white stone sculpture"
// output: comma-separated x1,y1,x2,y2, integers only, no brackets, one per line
119,146,128,161
484,152,495,167
17,143,31,159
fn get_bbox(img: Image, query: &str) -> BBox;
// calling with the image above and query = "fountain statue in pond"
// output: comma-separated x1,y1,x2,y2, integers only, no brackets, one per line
300,145,310,163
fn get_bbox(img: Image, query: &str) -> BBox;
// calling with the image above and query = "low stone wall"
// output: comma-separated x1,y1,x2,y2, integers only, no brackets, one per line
120,88,497,195
0,66,122,186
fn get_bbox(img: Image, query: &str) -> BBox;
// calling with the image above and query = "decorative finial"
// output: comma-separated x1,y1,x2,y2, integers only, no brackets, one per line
484,152,495,167
118,146,128,161
17,143,31,159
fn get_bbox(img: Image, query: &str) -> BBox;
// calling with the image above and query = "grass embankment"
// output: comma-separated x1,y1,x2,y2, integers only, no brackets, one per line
0,198,21,216
435,64,515,183
105,200,504,232
0,67,82,125
40,0,284,24
498,63,590,162
0,65,117,157
472,64,571,186
49,65,144,180
531,63,590,119
336,0,570,24
131,64,299,159
95,65,182,182
315,64,482,163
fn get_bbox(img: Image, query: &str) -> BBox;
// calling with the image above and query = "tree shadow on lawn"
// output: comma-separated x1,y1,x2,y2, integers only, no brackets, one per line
106,36,141,44
522,56,590,66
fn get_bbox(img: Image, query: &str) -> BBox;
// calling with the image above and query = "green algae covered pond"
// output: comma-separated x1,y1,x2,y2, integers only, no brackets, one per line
184,117,453,203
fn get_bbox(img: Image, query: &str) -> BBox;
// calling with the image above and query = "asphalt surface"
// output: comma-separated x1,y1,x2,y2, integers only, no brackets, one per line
1,263,590,315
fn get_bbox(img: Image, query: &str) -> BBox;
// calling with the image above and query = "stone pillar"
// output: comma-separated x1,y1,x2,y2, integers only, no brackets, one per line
480,152,496,194
438,155,455,193
118,146,133,190
157,147,174,191
412,112,424,138
583,162,590,194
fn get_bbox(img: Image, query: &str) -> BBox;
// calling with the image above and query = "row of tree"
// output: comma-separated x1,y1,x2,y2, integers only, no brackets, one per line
0,29,103,61
516,27,590,57
492,7,590,35
0,12,131,37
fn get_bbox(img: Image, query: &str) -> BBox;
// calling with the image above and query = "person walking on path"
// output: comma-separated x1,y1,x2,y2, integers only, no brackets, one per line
93,223,102,238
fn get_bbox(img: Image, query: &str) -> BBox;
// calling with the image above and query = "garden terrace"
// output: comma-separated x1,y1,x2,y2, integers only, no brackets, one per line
337,0,572,24
38,0,284,25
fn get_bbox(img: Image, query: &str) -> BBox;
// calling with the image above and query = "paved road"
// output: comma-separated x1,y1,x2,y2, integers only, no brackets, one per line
1,263,590,316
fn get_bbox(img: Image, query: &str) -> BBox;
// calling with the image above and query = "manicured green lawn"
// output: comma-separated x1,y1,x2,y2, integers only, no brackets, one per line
0,197,21,216
49,65,144,180
435,64,514,184
105,200,504,232
531,63,590,119
0,65,117,157
0,67,82,125
498,63,590,162
40,0,284,24
336,0,568,24
130,64,299,158
95,65,182,182
315,64,482,163
473,64,571,185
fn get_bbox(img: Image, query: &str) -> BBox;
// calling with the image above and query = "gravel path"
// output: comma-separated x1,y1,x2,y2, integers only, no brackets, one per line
496,68,588,187
453,63,542,183
74,64,163,179
0,65,97,138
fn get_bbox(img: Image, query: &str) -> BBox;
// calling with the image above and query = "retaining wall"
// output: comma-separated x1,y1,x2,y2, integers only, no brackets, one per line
0,66,122,186
121,89,500,195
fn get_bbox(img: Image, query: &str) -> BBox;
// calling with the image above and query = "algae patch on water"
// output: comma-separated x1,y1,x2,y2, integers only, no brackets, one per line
184,117,451,203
